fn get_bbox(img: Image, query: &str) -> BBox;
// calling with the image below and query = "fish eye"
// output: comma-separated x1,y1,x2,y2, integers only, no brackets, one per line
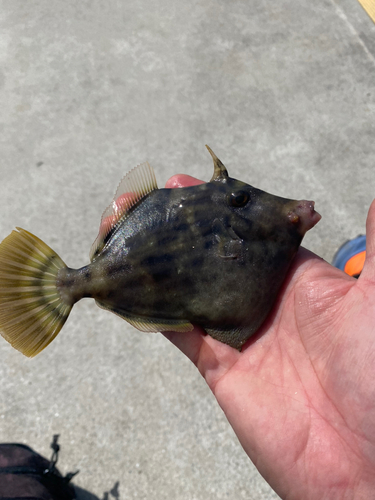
228,190,250,208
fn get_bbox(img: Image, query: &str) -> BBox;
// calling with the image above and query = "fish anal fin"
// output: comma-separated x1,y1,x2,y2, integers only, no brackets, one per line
90,162,158,261
96,301,194,333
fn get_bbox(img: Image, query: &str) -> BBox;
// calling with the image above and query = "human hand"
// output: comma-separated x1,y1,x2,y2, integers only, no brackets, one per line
164,174,375,500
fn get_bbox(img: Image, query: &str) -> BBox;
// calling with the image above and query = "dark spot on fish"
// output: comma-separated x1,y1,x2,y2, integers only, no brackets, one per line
83,268,91,280
118,278,139,291
141,253,174,267
36,161,44,167
37,260,51,273
178,276,194,289
29,277,43,286
194,212,212,228
191,257,204,268
61,277,76,289
221,214,231,227
227,225,242,240
158,235,178,247
118,262,132,274
153,299,172,312
260,244,269,258
152,271,172,283
199,227,213,238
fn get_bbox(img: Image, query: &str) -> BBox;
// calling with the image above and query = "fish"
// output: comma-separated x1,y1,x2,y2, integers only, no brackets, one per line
0,146,321,357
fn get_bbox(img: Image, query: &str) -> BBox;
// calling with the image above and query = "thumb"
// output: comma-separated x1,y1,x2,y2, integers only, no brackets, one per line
165,174,204,189
360,199,375,281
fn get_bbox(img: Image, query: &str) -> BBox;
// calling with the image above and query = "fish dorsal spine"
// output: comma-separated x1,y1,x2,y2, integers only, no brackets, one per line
90,162,158,261
205,145,229,181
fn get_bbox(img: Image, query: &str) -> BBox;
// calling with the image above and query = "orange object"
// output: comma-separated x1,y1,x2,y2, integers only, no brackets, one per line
344,250,366,277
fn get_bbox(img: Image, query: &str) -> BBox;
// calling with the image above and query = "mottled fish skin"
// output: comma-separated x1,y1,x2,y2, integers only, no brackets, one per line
0,147,320,356
57,175,319,350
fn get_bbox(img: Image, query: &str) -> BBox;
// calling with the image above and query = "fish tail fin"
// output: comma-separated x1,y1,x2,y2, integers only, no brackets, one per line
0,228,72,357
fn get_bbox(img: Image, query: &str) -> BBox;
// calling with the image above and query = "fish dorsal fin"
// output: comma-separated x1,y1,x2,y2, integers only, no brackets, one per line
90,162,158,261
206,145,228,181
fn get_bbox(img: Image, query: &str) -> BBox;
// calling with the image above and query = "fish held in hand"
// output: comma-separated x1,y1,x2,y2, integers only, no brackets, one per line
0,146,321,357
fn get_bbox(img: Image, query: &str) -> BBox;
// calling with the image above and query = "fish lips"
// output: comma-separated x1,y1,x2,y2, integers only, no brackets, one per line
288,200,321,235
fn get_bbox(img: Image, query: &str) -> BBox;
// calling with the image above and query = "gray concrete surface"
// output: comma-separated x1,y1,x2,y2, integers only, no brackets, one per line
0,0,374,498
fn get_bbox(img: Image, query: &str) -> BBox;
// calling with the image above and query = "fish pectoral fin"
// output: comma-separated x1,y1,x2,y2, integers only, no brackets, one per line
90,161,158,261
96,301,194,333
212,219,243,260
205,326,250,351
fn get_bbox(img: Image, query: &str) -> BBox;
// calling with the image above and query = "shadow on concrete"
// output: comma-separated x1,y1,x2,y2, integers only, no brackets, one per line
74,481,120,500
0,437,120,500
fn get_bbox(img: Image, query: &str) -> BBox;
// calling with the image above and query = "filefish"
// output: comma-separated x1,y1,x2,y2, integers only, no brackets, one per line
0,146,321,357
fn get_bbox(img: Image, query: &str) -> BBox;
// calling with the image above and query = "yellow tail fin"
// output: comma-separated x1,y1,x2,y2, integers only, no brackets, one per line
0,228,71,357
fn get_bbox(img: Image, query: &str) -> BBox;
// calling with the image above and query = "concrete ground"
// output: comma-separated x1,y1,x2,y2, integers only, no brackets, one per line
0,0,374,498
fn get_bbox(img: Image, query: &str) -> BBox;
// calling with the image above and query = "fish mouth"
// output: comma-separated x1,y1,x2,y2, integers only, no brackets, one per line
288,200,321,234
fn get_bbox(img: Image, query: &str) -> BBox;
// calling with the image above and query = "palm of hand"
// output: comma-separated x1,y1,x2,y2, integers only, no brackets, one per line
165,176,375,500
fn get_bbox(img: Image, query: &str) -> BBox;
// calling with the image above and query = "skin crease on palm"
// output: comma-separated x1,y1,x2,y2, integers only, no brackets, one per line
163,174,375,500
